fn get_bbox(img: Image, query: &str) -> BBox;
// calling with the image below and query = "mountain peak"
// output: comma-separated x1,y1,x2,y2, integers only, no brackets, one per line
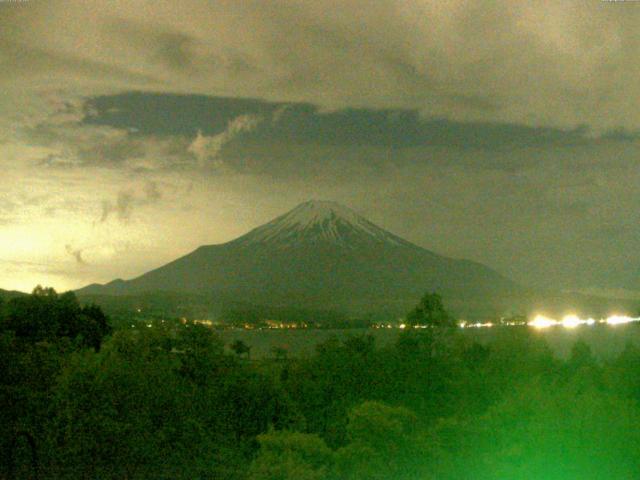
233,200,412,248
281,200,362,227
77,199,519,319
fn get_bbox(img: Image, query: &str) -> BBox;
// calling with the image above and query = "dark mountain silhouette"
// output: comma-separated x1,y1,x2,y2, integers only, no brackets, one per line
0,288,27,301
77,200,522,317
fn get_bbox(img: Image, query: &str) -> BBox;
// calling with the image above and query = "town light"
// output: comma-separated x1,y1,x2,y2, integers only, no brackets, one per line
529,315,558,329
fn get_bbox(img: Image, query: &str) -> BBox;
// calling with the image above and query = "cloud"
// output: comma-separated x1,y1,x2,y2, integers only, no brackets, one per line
271,104,291,124
21,100,192,172
65,244,86,265
2,0,639,130
100,191,135,222
144,181,162,202
85,92,598,154
105,18,200,74
188,114,263,166
99,181,163,223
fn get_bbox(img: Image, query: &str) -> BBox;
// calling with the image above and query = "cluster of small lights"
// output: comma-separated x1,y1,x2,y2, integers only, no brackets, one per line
455,314,640,330
374,324,433,329
528,314,640,329
459,321,494,329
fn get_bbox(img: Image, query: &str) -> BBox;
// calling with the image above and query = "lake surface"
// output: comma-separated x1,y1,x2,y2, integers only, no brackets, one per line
219,324,640,360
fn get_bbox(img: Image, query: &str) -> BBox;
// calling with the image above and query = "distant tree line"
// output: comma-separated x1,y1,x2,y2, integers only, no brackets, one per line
2,287,640,478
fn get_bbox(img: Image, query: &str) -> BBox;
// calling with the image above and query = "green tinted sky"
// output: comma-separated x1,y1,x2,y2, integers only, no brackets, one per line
1,0,639,295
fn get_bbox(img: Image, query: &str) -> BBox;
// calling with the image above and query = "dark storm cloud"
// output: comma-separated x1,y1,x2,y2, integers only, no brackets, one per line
19,90,630,181
83,93,279,136
17,88,639,184
600,128,640,142
84,92,591,152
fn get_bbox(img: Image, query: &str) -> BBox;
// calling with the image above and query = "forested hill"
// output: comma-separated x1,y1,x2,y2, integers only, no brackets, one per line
0,288,26,301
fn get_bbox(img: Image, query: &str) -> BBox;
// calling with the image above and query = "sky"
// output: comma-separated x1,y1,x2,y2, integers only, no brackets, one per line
1,0,639,296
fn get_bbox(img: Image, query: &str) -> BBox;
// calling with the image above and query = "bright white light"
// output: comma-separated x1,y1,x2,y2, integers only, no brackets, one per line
458,314,640,330
561,314,582,329
606,315,640,326
399,323,406,329
528,315,558,329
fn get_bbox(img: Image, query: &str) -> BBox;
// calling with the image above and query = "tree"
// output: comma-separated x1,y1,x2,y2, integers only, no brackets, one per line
271,345,289,361
335,401,435,480
49,329,221,479
434,378,640,479
406,292,455,328
603,342,640,402
285,335,383,446
78,303,111,351
2,287,110,350
247,430,333,480
175,323,227,385
230,339,251,359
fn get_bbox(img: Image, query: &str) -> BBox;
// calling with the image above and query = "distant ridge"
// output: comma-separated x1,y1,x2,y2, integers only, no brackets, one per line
0,288,27,300
77,200,521,317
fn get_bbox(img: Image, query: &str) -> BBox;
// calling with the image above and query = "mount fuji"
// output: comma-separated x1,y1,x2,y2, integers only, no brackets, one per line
77,201,521,317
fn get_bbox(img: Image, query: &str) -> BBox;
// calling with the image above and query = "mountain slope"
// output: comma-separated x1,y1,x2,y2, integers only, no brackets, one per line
77,201,521,317
0,288,27,301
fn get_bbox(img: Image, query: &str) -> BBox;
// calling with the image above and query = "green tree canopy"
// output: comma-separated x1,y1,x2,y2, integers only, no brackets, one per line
436,378,640,479
406,292,455,327
1,286,110,350
230,339,251,358
247,430,333,480
335,401,435,480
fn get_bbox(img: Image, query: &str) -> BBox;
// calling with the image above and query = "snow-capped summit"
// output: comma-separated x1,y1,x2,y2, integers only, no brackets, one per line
272,200,365,229
235,200,411,248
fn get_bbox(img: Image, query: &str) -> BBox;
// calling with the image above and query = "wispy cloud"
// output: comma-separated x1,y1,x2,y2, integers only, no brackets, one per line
144,181,162,202
65,244,86,265
100,191,134,222
188,114,263,167
99,181,163,223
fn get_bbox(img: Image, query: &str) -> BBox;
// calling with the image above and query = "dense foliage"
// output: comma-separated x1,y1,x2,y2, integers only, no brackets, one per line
2,288,640,479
